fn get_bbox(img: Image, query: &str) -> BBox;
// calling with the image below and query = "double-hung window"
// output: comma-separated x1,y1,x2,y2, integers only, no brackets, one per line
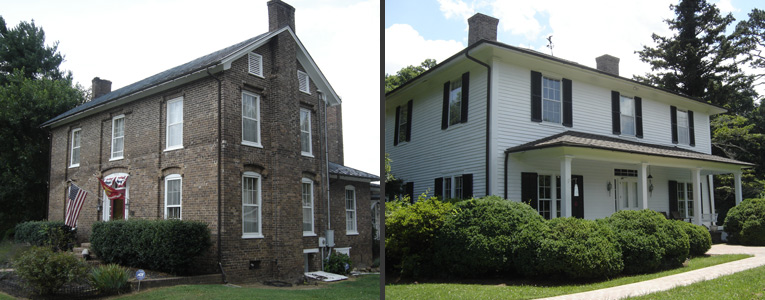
242,92,261,147
70,128,81,167
164,174,182,219
448,79,462,126
442,176,463,199
677,110,690,144
302,178,314,236
620,96,635,136
397,105,408,143
166,97,183,150
300,108,312,156
298,70,310,94
111,115,125,160
345,186,357,235
242,172,262,238
542,77,562,123
677,182,694,219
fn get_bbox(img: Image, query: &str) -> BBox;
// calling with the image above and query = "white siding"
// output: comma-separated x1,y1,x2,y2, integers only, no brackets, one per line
386,64,488,198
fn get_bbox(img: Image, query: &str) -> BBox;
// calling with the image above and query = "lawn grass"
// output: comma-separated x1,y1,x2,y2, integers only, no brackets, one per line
0,292,14,300
628,264,765,299
113,274,380,300
385,254,751,300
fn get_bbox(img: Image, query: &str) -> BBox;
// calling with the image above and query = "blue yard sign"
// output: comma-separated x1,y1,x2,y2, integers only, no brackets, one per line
136,269,146,281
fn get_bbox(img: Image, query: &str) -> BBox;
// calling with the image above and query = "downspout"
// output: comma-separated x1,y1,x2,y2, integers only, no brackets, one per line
504,151,509,199
465,42,492,196
206,66,227,284
323,93,331,231
317,90,327,272
46,131,52,220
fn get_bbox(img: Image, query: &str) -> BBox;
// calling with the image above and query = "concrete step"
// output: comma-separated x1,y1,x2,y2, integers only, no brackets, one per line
80,242,91,248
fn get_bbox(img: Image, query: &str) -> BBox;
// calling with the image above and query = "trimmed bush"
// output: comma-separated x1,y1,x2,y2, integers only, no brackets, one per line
675,220,712,256
324,252,352,275
724,198,765,245
90,219,211,275
89,264,129,295
13,246,89,295
536,217,623,279
435,196,547,278
603,210,689,274
385,194,452,278
14,221,76,251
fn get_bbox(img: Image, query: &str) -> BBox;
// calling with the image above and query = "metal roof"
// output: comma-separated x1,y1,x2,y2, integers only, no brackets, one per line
328,162,379,181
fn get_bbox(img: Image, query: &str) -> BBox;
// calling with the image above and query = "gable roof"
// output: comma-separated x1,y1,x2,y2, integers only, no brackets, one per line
329,162,379,181
505,131,752,166
42,27,340,128
385,39,725,114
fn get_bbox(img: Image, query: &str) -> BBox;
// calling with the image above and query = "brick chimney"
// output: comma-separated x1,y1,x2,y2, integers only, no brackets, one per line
92,77,112,99
468,13,499,46
268,0,296,33
596,54,620,76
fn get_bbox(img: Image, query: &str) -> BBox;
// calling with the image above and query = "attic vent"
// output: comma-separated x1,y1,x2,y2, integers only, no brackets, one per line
248,53,263,77
298,70,310,94
614,169,637,177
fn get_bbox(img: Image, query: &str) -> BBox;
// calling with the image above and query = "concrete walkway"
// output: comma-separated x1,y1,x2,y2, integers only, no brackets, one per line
539,244,765,300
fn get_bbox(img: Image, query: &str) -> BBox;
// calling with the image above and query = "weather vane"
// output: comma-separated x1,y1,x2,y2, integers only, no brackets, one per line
546,35,554,56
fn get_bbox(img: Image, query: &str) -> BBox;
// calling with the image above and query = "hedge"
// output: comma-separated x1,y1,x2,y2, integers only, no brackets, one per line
14,220,76,251
724,198,765,245
90,219,211,275
675,220,712,256
603,210,689,274
435,196,546,278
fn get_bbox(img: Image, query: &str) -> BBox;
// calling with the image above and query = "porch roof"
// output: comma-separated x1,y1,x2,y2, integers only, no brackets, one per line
328,162,380,181
505,131,753,167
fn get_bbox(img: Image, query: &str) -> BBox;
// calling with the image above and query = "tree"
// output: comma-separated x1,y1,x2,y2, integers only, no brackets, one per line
736,8,765,97
385,58,436,93
0,16,84,236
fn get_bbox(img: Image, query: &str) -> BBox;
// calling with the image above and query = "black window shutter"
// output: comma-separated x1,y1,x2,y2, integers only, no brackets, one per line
670,106,678,144
393,106,401,146
668,180,678,213
521,172,539,211
406,100,413,142
688,110,695,146
442,81,450,130
461,72,469,123
611,91,621,135
434,178,443,198
406,182,414,203
562,78,573,127
530,71,542,122
462,174,473,199
635,96,643,138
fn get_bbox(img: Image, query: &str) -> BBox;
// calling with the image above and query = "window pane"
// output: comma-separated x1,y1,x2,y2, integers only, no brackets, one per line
168,100,182,124
73,131,81,147
303,207,312,231
167,207,180,220
167,179,181,205
346,211,356,231
168,124,182,147
72,147,80,165
620,97,633,116
243,206,258,233
243,94,256,119
621,116,635,135
243,118,258,143
449,80,462,125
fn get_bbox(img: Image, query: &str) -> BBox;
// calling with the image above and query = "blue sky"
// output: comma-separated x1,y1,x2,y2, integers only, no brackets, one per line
385,0,762,89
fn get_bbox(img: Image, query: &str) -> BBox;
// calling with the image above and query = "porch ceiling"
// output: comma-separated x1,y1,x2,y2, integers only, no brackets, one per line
506,131,752,173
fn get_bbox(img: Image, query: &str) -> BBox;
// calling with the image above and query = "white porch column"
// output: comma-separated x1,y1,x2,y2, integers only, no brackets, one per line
692,168,702,225
550,176,557,218
639,163,649,209
560,156,572,218
708,174,716,223
734,171,743,205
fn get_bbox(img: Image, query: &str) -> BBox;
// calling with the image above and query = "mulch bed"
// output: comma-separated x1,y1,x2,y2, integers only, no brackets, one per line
0,270,100,299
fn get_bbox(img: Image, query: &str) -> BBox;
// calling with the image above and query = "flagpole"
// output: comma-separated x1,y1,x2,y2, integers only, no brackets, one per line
67,179,107,205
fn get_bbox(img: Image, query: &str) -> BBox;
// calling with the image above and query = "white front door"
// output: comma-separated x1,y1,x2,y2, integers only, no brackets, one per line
616,178,639,211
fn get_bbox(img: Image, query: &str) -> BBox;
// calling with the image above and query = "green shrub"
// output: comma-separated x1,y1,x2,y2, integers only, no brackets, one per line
536,217,623,279
14,221,76,251
324,252,352,275
603,210,689,274
385,194,452,278
90,219,211,275
675,221,712,256
724,198,765,245
435,196,547,278
89,264,129,295
12,246,89,295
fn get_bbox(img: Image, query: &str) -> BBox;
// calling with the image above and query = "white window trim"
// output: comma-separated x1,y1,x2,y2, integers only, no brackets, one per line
303,248,319,254
298,70,310,94
110,115,125,161
300,108,313,157
677,182,694,219
345,185,358,235
397,104,408,144
101,173,130,221
69,128,81,168
619,95,636,137
541,76,562,124
677,110,690,145
242,171,263,239
165,97,184,151
334,247,351,256
302,178,315,236
164,174,182,220
448,78,462,126
441,175,463,199
248,52,264,78
241,91,262,148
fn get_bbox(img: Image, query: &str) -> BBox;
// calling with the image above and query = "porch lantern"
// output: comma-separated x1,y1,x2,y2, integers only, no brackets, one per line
648,174,654,196
606,181,612,195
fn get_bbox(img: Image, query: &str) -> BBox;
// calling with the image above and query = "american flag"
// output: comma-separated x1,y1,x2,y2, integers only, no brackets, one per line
64,183,88,228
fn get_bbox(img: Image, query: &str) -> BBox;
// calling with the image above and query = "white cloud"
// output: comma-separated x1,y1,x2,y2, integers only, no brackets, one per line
490,2,545,39
385,24,464,75
714,0,737,13
437,0,475,21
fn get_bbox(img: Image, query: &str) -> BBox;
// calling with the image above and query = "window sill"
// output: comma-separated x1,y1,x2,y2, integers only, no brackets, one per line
346,231,359,236
69,164,80,169
303,232,317,237
300,90,311,95
301,152,314,158
242,233,264,239
538,121,564,128
242,141,263,148
164,146,184,152
109,156,124,162
248,72,265,79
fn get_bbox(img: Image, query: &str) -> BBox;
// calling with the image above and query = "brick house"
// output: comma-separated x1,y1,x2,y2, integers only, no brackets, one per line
42,0,377,282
